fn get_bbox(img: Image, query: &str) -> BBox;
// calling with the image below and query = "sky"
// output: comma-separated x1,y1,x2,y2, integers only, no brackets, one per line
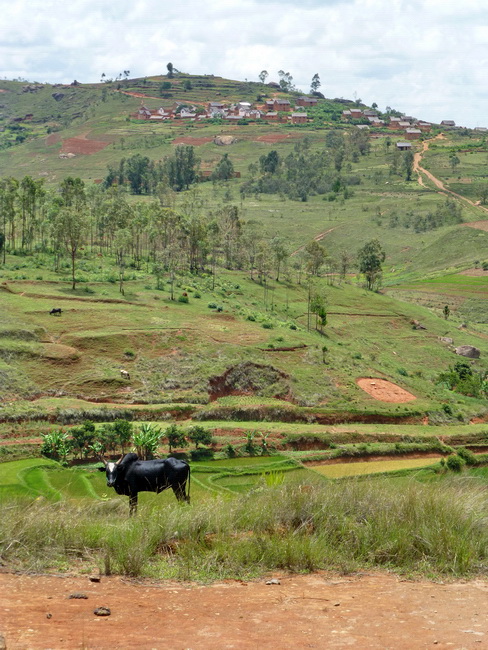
1,0,487,127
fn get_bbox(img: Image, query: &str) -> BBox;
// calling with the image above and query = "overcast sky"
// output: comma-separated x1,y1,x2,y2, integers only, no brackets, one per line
1,0,486,127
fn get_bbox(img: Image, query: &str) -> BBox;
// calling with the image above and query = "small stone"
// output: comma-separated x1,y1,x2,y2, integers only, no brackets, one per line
89,576,101,583
46,613,52,619
68,593,88,599
265,578,281,585
94,607,111,617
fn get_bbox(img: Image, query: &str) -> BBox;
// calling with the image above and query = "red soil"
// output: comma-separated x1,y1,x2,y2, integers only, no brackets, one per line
357,378,417,403
60,136,110,155
1,572,486,649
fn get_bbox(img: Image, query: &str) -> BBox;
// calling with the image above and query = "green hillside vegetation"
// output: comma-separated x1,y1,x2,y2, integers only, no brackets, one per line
0,74,487,433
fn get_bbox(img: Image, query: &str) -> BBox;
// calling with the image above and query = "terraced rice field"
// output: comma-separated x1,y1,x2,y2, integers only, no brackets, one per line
312,457,441,478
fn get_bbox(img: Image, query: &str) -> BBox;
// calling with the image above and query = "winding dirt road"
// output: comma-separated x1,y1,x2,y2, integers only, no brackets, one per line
413,135,488,219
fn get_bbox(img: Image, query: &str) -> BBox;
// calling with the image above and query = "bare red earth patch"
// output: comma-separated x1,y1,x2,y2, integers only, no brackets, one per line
60,137,110,155
46,133,61,146
357,378,417,403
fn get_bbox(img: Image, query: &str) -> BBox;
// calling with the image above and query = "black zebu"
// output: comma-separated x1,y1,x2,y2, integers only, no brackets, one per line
98,453,190,515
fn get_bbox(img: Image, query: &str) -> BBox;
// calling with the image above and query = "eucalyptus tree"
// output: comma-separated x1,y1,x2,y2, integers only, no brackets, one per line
113,227,133,295
19,176,44,252
54,177,88,290
0,177,19,262
270,235,289,282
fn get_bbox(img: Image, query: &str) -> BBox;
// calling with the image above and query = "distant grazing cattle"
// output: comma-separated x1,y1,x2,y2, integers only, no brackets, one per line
120,369,130,380
98,453,190,515
49,308,62,316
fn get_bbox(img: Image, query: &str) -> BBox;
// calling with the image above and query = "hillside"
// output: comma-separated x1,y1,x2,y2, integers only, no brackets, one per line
0,73,487,418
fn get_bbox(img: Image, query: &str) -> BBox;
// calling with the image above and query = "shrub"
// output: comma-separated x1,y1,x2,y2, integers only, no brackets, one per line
178,294,189,303
164,424,186,452
208,302,217,309
456,447,477,466
190,448,214,461
226,443,236,458
446,454,465,472
187,425,213,449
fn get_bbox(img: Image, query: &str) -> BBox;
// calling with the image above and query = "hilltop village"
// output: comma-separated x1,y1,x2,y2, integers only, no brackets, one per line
131,93,486,149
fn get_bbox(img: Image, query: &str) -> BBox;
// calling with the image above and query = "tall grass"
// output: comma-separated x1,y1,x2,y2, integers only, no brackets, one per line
1,478,486,580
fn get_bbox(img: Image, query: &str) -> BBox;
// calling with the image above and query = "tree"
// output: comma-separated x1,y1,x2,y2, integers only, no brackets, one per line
443,304,450,320
310,293,327,333
304,239,327,276
339,249,353,280
211,153,234,181
277,70,294,92
166,145,199,191
270,236,289,281
449,154,460,173
259,70,269,84
187,425,213,449
259,150,280,174
53,178,89,291
113,227,132,295
357,239,385,291
164,424,186,452
70,421,96,459
310,73,321,93
167,62,174,78
403,150,414,181
0,177,19,260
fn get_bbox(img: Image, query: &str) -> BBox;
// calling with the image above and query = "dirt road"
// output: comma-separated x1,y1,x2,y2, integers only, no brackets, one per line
413,136,488,218
1,571,486,649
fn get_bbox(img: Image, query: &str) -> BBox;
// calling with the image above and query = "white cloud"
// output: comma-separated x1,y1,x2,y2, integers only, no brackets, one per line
0,0,486,126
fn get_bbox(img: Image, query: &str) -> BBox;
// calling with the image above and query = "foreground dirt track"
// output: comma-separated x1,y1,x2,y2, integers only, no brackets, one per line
1,572,487,649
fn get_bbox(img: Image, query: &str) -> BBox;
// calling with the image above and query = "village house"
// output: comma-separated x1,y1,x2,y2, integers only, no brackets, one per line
208,101,225,111
176,107,197,119
441,120,456,127
342,110,352,119
396,142,412,151
398,121,411,129
273,98,291,111
135,105,152,119
296,97,317,107
474,126,487,132
416,121,431,132
349,108,363,119
388,116,402,129
290,112,308,124
363,110,377,117
405,128,421,140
